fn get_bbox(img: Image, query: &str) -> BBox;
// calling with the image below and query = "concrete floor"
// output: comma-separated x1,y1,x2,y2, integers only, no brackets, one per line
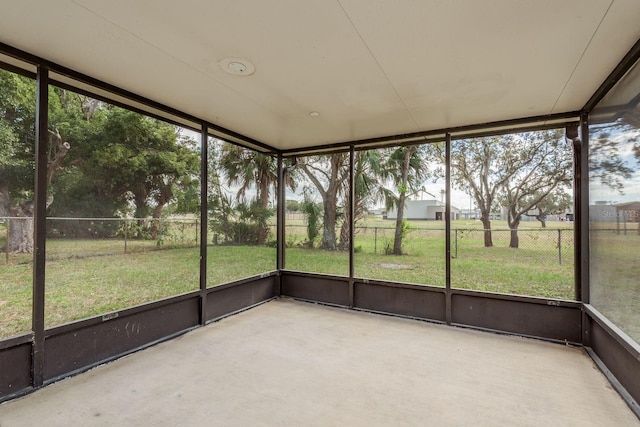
0,298,637,426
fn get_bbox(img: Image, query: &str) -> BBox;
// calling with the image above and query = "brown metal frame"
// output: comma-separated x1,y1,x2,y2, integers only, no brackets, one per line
0,41,276,154
199,123,209,326
582,38,640,113
445,133,452,325
578,37,640,418
32,64,49,388
1,36,640,420
348,145,355,308
276,154,285,295
584,305,640,418
278,272,582,342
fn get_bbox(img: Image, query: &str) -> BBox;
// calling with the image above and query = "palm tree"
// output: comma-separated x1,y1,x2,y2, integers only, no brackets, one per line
218,143,292,244
335,146,430,255
382,145,430,255
217,143,296,244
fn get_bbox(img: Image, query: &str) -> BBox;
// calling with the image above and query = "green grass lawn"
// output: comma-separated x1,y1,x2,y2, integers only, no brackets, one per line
3,218,637,345
589,229,640,343
286,219,574,298
0,242,277,339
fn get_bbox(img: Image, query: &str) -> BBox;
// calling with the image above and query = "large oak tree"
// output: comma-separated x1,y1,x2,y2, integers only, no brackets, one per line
447,130,572,248
1,69,201,252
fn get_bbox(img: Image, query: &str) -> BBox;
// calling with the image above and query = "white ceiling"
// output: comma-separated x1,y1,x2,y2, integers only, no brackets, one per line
1,0,639,151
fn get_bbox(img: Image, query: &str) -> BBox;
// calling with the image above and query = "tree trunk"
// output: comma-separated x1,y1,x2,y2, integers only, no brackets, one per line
257,177,269,244
393,191,406,255
536,214,547,228
150,203,164,240
480,216,493,247
0,130,70,253
337,177,353,252
508,219,520,248
8,217,33,253
509,227,519,248
1,187,35,253
322,199,337,250
338,206,350,251
393,147,412,255
299,153,344,250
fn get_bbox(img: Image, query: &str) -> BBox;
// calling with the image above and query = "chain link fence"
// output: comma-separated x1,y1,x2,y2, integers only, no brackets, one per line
1,217,201,263
451,227,574,265
2,217,574,266
285,224,574,265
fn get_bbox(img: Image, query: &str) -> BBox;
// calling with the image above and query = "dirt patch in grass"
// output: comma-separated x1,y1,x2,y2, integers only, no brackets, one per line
378,263,413,270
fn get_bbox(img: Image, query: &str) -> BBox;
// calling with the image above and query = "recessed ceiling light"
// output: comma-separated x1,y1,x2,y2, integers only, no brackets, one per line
219,57,255,76
228,62,247,73
309,111,320,117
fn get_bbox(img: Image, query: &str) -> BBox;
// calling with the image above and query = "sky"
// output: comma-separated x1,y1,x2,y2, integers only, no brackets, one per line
183,126,640,211
589,126,640,205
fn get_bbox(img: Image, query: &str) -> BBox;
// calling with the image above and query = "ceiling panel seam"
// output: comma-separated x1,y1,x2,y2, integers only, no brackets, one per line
336,0,422,133
70,1,209,82
0,39,276,153
71,0,290,122
549,0,614,115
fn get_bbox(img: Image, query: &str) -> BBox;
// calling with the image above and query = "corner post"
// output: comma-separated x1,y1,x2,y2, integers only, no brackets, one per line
578,113,591,346
276,154,285,295
349,145,355,308
445,133,452,325
199,123,208,325
32,65,49,387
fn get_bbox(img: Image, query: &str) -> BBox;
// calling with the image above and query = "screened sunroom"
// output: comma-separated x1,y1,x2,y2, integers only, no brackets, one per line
1,1,640,425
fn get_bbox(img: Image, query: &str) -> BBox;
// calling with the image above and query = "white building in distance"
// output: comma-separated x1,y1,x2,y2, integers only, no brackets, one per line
386,200,459,221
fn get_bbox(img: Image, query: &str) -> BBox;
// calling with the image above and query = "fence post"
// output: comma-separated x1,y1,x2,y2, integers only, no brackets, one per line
374,227,377,254
557,229,562,265
195,219,199,243
124,219,128,254
5,219,9,264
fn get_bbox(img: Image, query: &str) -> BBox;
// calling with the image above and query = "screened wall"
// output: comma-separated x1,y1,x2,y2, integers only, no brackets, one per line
0,67,35,339
43,88,202,328
352,145,446,287
283,152,350,276
589,56,640,345
206,140,277,287
450,131,575,300
0,61,278,342
282,132,575,302
1,38,639,417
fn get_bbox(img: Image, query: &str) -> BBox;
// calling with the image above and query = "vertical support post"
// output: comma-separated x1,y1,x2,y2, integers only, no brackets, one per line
569,121,582,302
578,113,589,305
578,112,591,347
348,145,355,308
276,154,285,295
445,133,452,325
199,123,208,325
32,65,49,387
558,229,562,265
